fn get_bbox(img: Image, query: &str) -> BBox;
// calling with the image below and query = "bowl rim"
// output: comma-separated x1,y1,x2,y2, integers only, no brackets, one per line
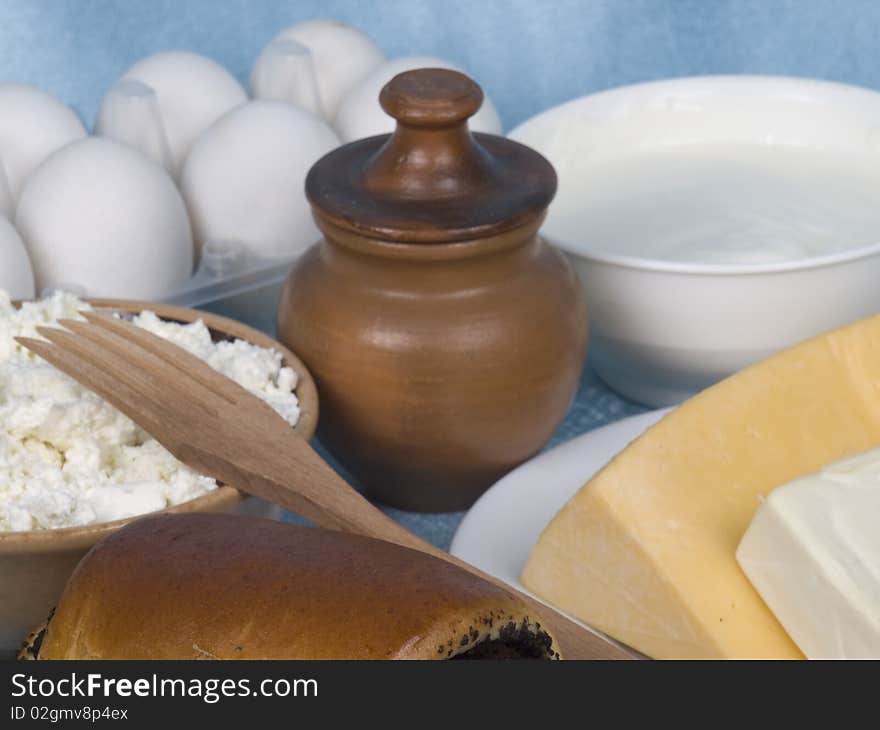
0,297,318,553
549,235,880,277
511,74,880,277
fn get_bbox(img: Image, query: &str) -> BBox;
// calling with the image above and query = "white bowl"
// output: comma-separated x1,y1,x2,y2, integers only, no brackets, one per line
510,76,880,406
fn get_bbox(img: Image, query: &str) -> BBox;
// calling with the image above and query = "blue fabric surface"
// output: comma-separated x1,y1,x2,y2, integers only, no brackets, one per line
2,0,880,133
1,0,875,547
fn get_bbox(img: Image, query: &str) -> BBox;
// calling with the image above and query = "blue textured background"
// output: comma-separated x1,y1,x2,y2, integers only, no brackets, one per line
2,0,874,547
2,0,880,133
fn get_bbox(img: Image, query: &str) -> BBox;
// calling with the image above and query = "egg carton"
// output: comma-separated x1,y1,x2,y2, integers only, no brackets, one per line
157,239,299,336
4,18,507,339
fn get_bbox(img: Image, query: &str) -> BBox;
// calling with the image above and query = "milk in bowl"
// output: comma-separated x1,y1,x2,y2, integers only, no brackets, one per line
510,76,880,405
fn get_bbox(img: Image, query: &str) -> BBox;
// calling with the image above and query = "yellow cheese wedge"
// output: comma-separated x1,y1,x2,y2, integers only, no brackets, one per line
521,314,880,659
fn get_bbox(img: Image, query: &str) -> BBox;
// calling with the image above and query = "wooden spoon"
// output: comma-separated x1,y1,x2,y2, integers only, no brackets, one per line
16,312,636,660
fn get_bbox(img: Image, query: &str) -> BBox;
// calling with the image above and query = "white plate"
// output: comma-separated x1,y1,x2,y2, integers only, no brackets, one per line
450,408,669,646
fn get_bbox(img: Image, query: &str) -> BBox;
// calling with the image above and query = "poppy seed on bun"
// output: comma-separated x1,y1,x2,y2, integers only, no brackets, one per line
26,513,559,660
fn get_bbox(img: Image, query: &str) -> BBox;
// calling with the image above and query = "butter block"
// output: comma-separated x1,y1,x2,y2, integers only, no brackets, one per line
522,314,880,659
737,449,880,659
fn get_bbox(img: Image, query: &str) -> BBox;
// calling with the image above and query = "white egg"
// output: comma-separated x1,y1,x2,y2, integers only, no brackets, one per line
15,137,193,299
97,51,247,175
0,165,12,218
250,19,385,122
180,101,340,258
0,84,86,216
0,217,35,299
334,56,503,143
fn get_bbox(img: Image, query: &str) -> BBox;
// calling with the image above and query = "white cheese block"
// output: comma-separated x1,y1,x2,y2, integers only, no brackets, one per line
737,449,880,659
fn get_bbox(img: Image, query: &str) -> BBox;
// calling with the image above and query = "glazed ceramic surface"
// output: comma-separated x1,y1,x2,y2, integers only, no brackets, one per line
279,69,588,511
0,299,317,657
510,76,880,406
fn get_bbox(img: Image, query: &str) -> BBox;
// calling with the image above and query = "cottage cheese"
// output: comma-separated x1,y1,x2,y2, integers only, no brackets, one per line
0,291,300,532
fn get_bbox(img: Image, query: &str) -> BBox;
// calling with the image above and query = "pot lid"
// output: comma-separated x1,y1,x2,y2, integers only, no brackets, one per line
306,68,557,244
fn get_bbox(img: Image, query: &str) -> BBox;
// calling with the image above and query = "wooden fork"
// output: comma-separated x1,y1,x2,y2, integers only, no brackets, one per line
17,312,635,660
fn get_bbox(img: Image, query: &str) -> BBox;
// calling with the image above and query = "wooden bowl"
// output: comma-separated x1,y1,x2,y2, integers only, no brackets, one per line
0,299,318,657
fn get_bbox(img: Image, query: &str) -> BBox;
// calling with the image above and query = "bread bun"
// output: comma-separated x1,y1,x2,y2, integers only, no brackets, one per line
18,620,46,660
29,513,559,660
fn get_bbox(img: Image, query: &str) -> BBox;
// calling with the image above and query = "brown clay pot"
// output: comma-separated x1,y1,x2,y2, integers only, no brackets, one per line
278,68,588,512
